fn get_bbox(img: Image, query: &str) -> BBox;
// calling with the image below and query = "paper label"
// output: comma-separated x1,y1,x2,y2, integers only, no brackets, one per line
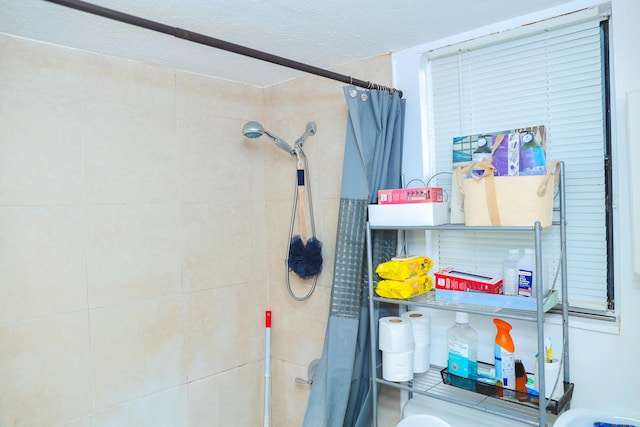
518,269,533,297
448,339,470,378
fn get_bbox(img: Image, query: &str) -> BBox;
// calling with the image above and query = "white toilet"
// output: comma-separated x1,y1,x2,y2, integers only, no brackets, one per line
397,413,452,427
401,395,540,427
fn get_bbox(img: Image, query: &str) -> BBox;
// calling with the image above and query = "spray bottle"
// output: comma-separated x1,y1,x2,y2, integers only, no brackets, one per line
493,318,515,397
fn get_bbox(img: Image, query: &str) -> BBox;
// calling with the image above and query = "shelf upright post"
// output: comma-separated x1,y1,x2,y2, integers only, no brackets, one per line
559,161,570,403
534,220,546,427
366,222,379,427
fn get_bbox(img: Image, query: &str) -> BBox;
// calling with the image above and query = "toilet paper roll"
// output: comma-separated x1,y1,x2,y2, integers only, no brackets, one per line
401,311,431,347
382,350,414,382
379,316,415,353
412,343,431,373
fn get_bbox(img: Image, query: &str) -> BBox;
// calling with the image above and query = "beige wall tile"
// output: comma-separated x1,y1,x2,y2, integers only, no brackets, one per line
250,201,269,283
0,312,92,427
263,75,319,123
176,70,263,120
181,201,253,292
90,297,186,410
187,363,262,427
81,52,176,111
86,203,181,308
270,281,329,366
0,34,84,99
0,90,84,206
331,55,393,89
91,386,189,427
271,359,312,427
83,101,179,204
0,206,87,322
184,282,259,380
264,198,296,282
178,114,253,203
315,110,348,201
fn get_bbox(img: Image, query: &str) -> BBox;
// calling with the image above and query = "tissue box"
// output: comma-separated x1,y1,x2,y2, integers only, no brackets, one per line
434,268,503,294
368,203,449,227
378,187,444,204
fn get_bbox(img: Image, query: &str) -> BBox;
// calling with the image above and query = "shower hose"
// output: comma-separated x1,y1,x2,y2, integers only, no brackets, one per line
286,147,319,301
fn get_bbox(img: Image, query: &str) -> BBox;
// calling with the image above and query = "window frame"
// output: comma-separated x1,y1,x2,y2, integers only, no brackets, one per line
422,7,615,317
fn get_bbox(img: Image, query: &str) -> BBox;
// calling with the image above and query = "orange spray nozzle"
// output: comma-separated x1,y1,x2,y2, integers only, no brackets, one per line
493,318,515,353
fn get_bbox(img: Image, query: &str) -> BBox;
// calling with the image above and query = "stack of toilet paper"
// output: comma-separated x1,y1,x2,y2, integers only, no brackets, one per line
379,312,432,381
401,310,431,373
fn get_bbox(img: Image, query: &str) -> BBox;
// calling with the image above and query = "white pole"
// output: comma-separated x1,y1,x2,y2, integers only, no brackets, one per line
264,310,271,427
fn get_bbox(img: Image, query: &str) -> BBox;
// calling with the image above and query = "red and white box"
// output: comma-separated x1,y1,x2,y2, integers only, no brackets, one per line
378,187,444,204
434,268,503,294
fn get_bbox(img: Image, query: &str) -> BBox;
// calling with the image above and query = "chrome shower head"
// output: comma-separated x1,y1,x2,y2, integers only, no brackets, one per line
242,121,265,139
241,121,295,155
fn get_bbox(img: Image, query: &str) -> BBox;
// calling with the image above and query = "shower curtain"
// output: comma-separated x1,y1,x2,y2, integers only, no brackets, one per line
303,86,405,427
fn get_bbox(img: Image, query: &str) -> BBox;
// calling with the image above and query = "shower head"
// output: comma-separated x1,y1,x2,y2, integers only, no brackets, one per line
241,121,296,155
242,121,265,139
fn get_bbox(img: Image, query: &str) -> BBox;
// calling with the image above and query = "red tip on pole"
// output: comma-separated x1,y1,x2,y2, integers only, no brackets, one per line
265,310,272,328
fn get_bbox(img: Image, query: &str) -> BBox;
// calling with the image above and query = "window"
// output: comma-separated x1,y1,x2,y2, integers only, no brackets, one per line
426,6,613,313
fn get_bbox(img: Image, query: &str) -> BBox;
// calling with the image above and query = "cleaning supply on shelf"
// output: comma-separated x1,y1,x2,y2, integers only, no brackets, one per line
517,248,536,297
493,318,516,398
471,135,493,177
375,275,433,299
375,255,434,280
502,249,520,296
514,360,530,402
519,131,546,176
546,337,554,363
447,312,478,390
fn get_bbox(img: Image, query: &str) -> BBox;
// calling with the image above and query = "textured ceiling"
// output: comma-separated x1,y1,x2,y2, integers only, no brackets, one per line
2,0,578,87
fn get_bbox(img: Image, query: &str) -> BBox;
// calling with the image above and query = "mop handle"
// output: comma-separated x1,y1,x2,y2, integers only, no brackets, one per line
297,156,307,243
264,310,271,427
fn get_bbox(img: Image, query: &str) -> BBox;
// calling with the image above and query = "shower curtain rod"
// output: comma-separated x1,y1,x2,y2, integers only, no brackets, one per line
43,0,403,98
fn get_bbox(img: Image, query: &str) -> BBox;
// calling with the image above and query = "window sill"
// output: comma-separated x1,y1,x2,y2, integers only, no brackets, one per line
544,310,620,335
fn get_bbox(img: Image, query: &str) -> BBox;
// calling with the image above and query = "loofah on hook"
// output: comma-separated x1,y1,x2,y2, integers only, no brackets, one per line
288,236,323,279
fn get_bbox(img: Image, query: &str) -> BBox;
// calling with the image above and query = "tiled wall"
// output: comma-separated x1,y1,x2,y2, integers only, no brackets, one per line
0,33,398,426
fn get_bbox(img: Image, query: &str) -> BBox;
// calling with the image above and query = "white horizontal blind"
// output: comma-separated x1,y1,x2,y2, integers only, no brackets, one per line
427,16,608,311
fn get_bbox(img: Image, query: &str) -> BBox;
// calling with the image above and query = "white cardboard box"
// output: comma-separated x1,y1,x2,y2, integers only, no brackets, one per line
368,202,450,226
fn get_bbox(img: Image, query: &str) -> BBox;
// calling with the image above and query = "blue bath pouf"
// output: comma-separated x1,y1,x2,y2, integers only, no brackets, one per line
288,236,323,279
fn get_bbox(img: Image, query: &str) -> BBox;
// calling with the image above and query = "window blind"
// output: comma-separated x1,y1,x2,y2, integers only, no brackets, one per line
427,13,609,311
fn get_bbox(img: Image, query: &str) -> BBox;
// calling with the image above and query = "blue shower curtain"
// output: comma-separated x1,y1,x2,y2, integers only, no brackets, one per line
303,86,405,427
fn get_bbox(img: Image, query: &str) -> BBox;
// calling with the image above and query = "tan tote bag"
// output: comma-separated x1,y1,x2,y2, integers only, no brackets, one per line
457,159,560,227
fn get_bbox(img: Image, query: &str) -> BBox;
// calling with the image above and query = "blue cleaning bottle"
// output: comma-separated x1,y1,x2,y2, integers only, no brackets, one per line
447,312,478,390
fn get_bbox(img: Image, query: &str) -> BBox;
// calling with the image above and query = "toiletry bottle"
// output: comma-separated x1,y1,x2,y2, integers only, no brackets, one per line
471,135,492,177
514,360,530,402
517,248,536,297
493,318,516,397
447,312,478,390
502,249,520,296
519,131,546,175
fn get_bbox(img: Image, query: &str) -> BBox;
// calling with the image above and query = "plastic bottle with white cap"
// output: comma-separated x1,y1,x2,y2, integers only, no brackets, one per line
447,312,478,390
502,249,520,296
